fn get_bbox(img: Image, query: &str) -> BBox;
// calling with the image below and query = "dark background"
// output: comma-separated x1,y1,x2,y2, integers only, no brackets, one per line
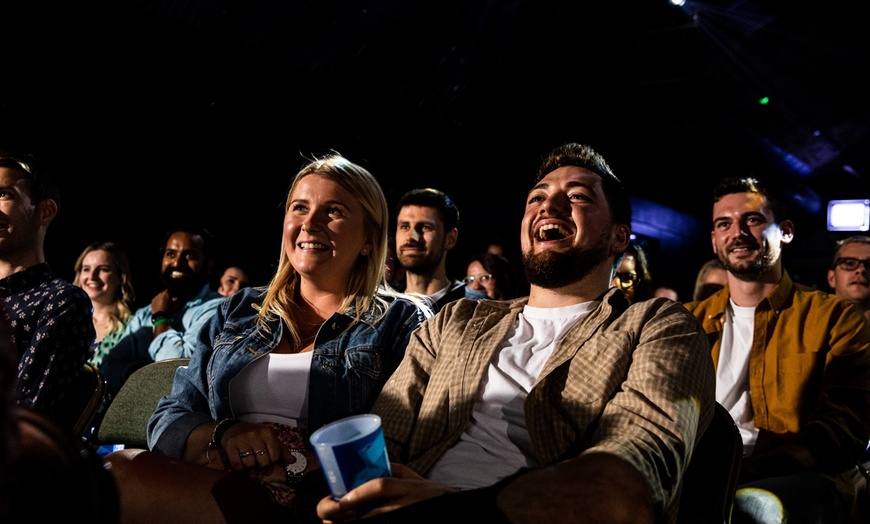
2,0,869,305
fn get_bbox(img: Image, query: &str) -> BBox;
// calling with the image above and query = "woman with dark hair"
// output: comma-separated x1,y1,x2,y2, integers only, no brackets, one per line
464,252,525,300
611,240,654,304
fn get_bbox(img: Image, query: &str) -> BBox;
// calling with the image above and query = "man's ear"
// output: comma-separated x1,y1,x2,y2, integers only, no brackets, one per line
38,199,58,226
779,220,795,244
612,224,631,253
827,268,837,290
444,228,459,251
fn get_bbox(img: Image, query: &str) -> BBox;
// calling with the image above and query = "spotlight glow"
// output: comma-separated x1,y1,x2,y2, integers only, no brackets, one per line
828,200,870,231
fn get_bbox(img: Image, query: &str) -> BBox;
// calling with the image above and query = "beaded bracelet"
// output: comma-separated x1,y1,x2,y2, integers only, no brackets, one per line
206,418,240,463
209,418,240,451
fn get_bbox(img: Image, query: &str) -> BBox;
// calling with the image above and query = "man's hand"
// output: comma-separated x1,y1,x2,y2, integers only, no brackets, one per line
152,289,182,317
317,463,456,523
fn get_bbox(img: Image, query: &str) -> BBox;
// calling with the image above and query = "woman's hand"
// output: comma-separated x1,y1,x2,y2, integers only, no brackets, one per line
317,463,457,523
217,421,296,473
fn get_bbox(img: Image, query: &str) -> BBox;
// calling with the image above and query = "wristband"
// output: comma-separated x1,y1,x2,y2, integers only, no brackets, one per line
209,418,240,450
152,317,170,327
151,311,170,326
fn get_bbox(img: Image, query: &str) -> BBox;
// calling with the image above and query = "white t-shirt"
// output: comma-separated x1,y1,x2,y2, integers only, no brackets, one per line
229,352,313,428
716,299,758,457
426,301,597,489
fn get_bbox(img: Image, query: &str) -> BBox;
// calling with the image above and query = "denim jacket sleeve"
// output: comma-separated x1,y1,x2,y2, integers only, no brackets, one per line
147,291,247,456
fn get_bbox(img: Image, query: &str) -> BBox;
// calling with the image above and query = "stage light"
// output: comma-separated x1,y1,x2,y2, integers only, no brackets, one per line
827,199,870,231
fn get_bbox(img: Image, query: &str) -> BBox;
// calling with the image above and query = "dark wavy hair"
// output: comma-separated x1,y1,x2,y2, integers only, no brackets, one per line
0,150,62,211
535,142,631,228
711,176,788,223
396,188,460,231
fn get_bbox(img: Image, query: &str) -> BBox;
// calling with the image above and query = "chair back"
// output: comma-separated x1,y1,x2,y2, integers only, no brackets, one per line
676,402,743,524
94,358,189,449
52,361,106,437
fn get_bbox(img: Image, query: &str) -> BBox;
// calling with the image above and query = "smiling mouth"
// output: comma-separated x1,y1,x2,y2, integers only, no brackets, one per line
535,223,572,241
728,243,756,255
299,242,328,250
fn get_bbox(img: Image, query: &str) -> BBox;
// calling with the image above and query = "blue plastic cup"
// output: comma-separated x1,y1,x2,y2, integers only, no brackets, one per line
310,414,392,500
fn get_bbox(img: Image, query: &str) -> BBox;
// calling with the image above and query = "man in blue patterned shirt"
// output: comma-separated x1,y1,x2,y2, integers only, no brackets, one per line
0,151,96,422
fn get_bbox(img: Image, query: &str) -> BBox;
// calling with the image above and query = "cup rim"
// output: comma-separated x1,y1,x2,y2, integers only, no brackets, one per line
310,413,382,443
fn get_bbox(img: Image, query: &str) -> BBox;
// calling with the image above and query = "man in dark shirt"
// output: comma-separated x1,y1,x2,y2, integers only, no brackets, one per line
0,151,95,421
395,188,487,312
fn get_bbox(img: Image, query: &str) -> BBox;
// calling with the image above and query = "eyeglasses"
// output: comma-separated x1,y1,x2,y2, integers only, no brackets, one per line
615,272,639,288
834,257,870,271
464,274,493,285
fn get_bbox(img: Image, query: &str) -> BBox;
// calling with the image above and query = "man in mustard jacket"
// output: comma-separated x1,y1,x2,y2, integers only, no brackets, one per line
685,175,870,523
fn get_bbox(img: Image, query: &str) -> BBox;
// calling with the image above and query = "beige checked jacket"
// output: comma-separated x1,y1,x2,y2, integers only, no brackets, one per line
372,288,716,520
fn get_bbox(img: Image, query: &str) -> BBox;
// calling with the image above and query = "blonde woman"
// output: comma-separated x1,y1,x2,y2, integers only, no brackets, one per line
73,241,136,366
105,153,431,523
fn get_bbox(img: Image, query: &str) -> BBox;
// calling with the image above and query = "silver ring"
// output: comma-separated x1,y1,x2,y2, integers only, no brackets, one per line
239,451,253,458
255,449,267,456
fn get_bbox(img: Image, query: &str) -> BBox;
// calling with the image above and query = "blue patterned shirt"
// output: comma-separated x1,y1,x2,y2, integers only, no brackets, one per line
0,262,96,418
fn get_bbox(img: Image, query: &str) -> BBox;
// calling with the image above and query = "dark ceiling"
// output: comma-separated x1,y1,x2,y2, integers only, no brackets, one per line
1,0,869,297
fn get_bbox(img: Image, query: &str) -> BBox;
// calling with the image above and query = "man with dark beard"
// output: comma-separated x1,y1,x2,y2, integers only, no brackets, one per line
684,176,870,524
315,143,716,524
99,224,223,407
394,188,487,311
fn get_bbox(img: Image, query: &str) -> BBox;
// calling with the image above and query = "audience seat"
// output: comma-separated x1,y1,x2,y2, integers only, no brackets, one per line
94,357,189,450
676,402,743,524
52,361,106,438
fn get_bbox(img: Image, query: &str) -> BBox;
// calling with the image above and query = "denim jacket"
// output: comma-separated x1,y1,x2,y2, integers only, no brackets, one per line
148,285,429,458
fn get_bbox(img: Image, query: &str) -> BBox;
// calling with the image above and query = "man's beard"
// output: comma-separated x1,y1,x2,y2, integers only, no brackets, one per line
397,243,445,276
717,241,778,280
522,233,612,289
161,267,207,300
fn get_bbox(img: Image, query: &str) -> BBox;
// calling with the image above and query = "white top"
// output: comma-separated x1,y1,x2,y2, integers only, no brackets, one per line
426,301,597,489
229,352,313,428
716,299,758,457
